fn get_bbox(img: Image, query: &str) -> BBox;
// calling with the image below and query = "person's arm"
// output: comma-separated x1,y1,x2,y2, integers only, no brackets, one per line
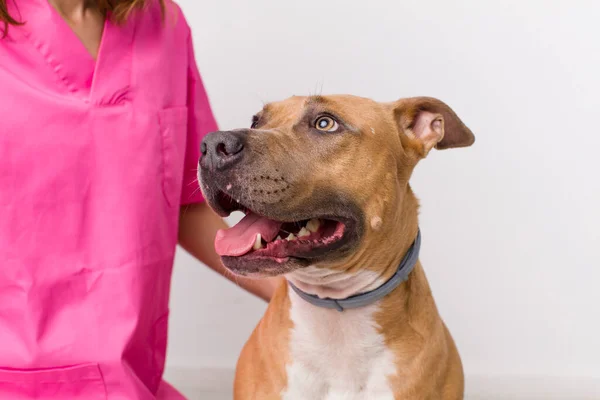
177,23,280,301
178,202,281,302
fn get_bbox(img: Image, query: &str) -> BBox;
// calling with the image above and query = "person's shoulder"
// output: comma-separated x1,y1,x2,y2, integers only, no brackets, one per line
135,0,191,38
163,0,192,36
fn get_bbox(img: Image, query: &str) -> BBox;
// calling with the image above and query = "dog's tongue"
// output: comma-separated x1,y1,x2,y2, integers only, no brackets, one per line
215,212,282,257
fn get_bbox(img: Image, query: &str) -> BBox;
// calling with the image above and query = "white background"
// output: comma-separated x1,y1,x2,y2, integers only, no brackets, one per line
166,0,600,397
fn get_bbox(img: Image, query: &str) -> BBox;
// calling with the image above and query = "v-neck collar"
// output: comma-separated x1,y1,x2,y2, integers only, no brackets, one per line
15,0,135,105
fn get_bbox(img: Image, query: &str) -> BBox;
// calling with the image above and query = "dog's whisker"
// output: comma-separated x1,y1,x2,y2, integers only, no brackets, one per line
253,92,267,107
222,267,242,288
180,204,191,216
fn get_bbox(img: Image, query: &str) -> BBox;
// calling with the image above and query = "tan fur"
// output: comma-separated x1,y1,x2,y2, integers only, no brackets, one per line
221,95,474,399
234,283,293,399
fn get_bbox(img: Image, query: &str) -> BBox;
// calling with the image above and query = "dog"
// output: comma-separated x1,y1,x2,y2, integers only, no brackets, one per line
198,94,474,399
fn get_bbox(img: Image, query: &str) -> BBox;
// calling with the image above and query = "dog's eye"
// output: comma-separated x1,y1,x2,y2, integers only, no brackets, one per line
314,116,339,132
251,115,259,129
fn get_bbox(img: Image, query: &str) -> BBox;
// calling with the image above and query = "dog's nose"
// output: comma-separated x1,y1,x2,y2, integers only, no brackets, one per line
200,130,246,171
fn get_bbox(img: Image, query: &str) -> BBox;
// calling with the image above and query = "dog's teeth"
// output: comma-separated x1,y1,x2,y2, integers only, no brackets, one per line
286,233,296,241
253,234,263,250
306,219,321,233
298,227,310,237
276,235,282,241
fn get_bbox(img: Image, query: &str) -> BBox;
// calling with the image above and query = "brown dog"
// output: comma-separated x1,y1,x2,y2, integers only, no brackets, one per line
199,95,474,400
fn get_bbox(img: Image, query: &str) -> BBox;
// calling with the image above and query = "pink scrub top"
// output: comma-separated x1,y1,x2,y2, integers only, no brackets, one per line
0,0,217,398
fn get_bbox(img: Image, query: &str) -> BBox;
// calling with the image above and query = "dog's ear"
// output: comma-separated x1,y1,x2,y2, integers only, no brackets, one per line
393,97,475,156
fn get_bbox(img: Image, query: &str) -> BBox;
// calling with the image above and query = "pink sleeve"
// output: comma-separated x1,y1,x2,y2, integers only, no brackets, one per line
180,33,219,206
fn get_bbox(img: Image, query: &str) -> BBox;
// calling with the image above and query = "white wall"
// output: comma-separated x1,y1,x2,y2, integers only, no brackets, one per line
167,0,600,387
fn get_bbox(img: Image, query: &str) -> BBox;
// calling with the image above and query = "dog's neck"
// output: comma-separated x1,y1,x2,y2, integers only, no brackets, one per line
287,265,389,300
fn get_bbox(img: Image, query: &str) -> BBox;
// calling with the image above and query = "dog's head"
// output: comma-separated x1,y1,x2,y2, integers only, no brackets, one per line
198,95,474,278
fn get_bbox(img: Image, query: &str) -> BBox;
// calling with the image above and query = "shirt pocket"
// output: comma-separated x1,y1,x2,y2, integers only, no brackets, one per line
158,107,189,208
0,363,107,400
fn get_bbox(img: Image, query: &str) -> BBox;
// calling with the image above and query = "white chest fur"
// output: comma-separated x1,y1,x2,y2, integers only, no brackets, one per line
281,289,397,400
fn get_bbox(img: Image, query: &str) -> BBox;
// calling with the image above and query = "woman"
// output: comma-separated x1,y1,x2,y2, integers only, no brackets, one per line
0,0,275,398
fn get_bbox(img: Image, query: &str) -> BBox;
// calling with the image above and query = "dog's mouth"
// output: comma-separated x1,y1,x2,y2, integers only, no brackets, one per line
213,191,350,263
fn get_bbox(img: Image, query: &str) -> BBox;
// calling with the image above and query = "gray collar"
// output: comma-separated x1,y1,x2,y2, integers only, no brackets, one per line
288,229,422,312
